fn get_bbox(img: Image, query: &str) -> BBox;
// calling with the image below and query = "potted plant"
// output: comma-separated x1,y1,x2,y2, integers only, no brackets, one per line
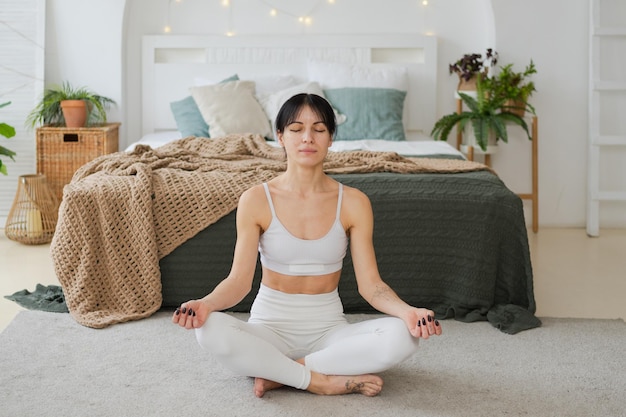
449,49,498,91
26,82,116,128
484,60,537,117
431,74,531,153
0,101,17,175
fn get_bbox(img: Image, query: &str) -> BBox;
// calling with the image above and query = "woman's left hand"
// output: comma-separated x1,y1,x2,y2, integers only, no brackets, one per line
405,308,443,339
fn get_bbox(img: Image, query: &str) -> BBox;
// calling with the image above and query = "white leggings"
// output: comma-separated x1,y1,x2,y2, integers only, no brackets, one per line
195,284,420,390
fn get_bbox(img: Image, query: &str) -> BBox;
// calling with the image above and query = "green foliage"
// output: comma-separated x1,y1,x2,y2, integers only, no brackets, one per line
431,75,531,152
483,60,537,115
0,101,17,175
26,81,116,128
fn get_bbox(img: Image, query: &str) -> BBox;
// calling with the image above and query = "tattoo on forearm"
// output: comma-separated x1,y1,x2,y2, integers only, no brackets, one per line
372,285,394,302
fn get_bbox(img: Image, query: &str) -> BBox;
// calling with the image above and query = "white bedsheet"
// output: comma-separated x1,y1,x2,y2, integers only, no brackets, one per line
125,131,183,152
125,131,464,158
328,139,464,157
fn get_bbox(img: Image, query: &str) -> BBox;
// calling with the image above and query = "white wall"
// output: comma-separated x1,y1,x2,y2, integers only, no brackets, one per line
44,0,125,128
491,0,592,227
38,0,625,229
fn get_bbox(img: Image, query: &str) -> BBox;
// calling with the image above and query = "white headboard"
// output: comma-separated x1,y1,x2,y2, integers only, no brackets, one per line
142,34,437,137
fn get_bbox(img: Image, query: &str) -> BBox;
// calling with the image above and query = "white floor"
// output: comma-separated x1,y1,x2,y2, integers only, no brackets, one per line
1,228,625,332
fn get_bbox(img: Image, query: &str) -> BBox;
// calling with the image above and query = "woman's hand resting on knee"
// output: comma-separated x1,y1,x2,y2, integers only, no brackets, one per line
171,300,210,329
404,308,442,339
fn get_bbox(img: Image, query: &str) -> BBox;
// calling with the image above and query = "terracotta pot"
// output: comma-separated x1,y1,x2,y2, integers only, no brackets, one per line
61,100,87,127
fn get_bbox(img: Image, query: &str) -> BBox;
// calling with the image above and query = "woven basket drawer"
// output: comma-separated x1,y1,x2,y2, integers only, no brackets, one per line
36,123,119,201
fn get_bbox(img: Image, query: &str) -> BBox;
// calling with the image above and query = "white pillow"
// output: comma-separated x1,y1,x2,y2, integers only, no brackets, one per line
248,75,300,99
307,59,409,91
259,82,347,133
189,81,272,138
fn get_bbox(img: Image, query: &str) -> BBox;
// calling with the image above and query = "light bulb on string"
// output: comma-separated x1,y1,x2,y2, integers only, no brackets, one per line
298,16,313,26
219,0,334,32
164,0,172,33
162,0,338,34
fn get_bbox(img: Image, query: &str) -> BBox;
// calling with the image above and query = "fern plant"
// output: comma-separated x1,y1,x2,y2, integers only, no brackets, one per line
0,101,17,175
26,81,116,128
431,74,531,152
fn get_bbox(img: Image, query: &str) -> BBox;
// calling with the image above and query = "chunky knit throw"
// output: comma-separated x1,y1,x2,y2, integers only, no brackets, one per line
51,134,489,328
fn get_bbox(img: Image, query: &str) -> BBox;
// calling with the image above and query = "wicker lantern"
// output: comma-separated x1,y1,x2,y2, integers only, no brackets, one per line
5,174,59,245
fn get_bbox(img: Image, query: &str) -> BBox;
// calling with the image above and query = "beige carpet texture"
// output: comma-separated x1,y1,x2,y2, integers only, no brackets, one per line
0,311,624,417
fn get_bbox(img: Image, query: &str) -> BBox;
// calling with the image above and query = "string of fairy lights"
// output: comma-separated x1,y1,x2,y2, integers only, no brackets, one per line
164,0,431,35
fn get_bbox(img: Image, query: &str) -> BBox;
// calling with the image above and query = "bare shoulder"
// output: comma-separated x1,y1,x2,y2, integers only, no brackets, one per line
239,183,266,206
342,184,372,210
340,184,373,230
238,183,271,228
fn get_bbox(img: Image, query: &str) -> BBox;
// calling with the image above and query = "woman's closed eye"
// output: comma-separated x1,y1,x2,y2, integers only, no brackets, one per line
288,128,326,134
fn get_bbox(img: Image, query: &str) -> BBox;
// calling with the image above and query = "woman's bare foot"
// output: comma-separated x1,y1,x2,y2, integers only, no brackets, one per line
254,377,284,398
307,372,383,397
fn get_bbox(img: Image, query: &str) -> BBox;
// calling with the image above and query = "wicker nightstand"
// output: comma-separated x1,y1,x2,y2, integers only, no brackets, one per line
36,123,120,201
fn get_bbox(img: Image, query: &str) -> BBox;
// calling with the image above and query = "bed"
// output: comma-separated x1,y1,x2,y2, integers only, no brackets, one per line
51,34,540,334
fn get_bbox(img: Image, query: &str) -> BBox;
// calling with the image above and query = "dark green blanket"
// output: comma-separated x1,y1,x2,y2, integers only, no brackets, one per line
5,284,68,313
160,171,541,334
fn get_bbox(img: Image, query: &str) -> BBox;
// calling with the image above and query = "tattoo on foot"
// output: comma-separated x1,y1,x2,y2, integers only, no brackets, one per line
345,379,365,393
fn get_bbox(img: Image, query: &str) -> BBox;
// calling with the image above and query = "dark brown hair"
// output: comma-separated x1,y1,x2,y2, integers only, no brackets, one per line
274,93,336,137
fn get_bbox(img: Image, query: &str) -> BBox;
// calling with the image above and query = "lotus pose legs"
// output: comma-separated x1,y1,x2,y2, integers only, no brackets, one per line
173,93,442,397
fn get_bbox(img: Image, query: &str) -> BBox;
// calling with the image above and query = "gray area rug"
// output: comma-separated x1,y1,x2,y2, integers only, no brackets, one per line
0,311,624,417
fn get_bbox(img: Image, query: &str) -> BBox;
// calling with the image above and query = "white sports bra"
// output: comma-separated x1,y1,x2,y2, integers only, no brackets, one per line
258,182,348,276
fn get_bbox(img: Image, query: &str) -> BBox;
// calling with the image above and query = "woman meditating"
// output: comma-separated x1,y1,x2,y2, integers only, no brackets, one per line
172,93,442,397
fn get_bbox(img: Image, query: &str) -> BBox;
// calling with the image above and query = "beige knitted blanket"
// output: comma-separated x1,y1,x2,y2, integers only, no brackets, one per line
50,134,490,328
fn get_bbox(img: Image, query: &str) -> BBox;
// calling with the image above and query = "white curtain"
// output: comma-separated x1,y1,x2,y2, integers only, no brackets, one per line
0,0,45,226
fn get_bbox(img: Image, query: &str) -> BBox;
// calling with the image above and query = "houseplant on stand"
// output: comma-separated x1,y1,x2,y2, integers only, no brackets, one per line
449,49,498,91
431,73,531,153
26,82,116,128
485,60,537,117
0,101,17,175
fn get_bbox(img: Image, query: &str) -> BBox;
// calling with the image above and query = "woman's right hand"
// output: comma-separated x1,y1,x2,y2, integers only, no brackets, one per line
171,299,211,329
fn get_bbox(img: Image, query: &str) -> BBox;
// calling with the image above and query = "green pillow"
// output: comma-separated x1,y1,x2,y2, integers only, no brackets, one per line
323,88,407,141
170,74,239,138
170,96,209,137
